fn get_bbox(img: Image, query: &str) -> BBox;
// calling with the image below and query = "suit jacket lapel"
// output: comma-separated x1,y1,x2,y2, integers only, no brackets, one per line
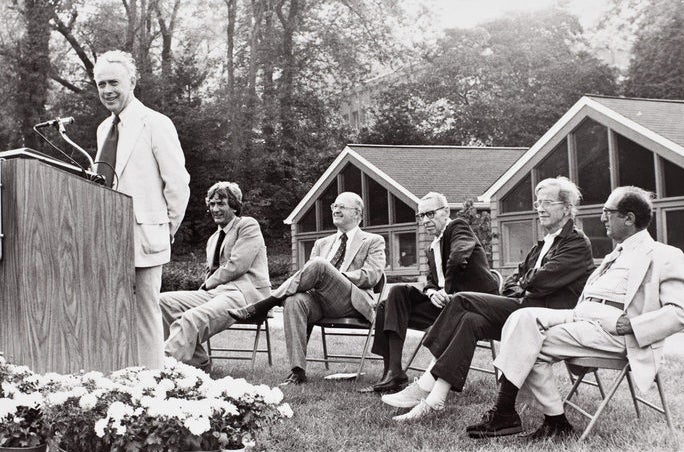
624,240,654,309
319,235,336,261
340,231,365,272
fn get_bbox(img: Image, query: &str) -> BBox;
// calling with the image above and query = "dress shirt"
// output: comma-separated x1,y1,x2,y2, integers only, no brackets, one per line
327,226,360,261
534,228,562,269
429,220,453,290
583,229,650,303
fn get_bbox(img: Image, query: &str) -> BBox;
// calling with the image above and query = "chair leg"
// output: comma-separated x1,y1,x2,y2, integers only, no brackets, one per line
320,326,330,370
206,337,212,357
489,340,499,380
404,331,427,372
593,370,606,399
578,366,628,441
264,319,273,366
356,317,376,379
624,369,641,418
250,323,262,370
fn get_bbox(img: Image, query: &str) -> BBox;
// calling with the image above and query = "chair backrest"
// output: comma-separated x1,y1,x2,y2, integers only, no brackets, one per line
490,269,504,294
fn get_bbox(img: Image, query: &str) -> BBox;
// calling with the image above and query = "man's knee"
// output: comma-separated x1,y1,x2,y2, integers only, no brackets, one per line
385,285,412,308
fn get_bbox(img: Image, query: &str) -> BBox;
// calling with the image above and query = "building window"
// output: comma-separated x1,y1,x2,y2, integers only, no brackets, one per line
501,220,535,265
665,209,684,252
501,174,533,214
320,180,339,231
341,163,362,196
537,140,569,181
575,118,611,205
616,134,655,193
299,240,316,267
393,195,415,224
366,176,389,225
299,205,317,232
395,232,417,268
663,157,684,198
577,216,613,259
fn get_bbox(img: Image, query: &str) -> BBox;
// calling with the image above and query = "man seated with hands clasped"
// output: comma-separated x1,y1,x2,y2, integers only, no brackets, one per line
383,176,595,422
360,192,498,393
468,186,684,441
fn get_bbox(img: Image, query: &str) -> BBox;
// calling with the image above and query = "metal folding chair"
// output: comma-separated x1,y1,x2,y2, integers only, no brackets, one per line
404,269,504,380
205,314,273,368
305,274,387,379
563,356,676,443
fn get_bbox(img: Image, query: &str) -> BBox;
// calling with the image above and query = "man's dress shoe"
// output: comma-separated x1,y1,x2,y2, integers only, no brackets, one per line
372,370,408,392
280,371,307,386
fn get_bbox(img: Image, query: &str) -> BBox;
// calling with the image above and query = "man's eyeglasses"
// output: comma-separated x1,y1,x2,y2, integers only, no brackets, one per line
533,200,565,209
602,207,620,216
330,203,359,212
415,206,447,221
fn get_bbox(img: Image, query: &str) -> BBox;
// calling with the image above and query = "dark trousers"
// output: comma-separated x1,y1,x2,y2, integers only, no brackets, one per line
370,285,442,361
422,291,521,390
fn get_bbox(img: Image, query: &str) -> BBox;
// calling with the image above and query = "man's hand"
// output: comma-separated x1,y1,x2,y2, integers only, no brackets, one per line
430,289,450,308
616,314,633,335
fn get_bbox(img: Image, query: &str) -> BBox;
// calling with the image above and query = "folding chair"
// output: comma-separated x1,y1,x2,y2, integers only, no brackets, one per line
404,269,504,380
205,314,273,369
563,356,676,443
305,274,387,379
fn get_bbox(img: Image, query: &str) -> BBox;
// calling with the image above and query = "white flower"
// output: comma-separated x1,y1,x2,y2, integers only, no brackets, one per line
107,401,134,421
263,387,284,405
0,398,18,418
184,415,211,436
176,376,197,390
79,393,98,410
94,419,107,438
278,403,294,418
46,391,71,406
13,391,43,409
158,378,175,392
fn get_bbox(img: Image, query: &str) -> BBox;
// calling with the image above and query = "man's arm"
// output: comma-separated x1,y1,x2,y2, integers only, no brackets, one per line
150,114,190,237
342,235,386,289
444,219,478,293
203,218,265,290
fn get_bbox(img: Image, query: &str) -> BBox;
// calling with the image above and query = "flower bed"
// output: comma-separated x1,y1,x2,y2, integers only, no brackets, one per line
0,356,293,451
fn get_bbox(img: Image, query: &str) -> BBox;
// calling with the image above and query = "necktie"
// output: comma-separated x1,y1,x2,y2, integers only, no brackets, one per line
212,230,226,271
598,245,622,277
330,233,348,269
97,115,120,187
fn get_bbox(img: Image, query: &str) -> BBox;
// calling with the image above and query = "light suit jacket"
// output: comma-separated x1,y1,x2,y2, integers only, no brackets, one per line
95,98,191,267
310,229,385,321
203,216,271,302
579,233,684,392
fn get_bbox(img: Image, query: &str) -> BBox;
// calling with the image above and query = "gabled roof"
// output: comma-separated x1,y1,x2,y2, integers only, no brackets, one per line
480,95,684,201
284,144,526,224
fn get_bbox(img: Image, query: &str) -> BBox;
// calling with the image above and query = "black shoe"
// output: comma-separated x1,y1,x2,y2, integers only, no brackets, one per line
525,418,574,441
229,296,280,322
467,409,522,438
227,304,259,322
280,371,307,386
372,369,408,393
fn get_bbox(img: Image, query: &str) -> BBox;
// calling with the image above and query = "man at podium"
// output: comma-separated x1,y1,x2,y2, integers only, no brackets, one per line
93,50,190,369
160,182,271,372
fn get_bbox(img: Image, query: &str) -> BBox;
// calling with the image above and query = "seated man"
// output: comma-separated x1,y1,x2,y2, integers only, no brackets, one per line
229,191,385,385
362,192,499,393
383,176,595,421
160,182,271,372
468,186,684,440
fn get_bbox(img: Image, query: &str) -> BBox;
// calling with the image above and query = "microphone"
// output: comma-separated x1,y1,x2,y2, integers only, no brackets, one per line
34,117,75,129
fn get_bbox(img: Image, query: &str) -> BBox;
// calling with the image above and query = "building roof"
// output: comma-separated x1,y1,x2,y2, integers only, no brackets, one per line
589,95,684,149
284,144,526,224
480,95,684,201
348,145,527,202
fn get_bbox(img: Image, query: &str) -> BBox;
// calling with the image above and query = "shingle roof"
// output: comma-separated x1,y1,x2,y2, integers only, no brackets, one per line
348,144,527,202
588,95,684,148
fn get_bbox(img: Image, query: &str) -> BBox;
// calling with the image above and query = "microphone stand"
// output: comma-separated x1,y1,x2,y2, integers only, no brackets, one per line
57,122,95,170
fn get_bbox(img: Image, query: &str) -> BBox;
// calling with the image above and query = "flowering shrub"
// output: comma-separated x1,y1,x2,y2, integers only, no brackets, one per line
0,356,293,451
0,357,46,447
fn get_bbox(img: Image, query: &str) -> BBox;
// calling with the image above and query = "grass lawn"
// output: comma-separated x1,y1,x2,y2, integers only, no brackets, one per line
206,313,684,452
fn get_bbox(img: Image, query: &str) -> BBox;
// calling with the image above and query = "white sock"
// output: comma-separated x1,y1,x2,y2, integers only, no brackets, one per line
416,359,436,392
425,378,450,409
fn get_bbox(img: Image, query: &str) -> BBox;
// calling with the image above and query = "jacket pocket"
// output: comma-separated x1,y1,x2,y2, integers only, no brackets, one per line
136,210,170,254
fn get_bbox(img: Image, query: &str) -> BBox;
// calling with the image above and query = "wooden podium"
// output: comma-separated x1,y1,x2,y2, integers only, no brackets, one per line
0,155,137,374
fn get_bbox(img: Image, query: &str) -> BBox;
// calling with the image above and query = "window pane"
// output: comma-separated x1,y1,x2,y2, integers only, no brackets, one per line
537,140,569,181
579,216,613,258
341,163,362,196
394,195,416,224
617,134,655,192
367,176,389,226
501,174,533,214
300,240,316,268
299,205,316,232
575,118,610,205
501,221,534,264
663,157,684,197
396,232,417,268
666,210,684,252
320,180,339,231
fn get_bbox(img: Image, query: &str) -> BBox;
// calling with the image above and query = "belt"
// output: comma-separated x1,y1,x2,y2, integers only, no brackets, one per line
586,297,623,310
